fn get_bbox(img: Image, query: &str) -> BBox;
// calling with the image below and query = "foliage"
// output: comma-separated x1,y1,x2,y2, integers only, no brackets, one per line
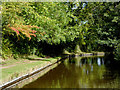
70,2,120,55
2,38,13,59
1,2,120,60
2,2,38,40
85,2,120,52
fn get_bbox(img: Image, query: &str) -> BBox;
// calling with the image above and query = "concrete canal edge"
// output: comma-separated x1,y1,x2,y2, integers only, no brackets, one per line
0,52,105,89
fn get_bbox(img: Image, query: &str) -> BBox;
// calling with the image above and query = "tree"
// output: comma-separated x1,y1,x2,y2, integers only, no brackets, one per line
2,2,84,58
71,2,120,53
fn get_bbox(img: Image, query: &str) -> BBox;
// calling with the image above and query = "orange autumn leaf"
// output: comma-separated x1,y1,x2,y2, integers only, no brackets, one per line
8,24,40,40
10,27,20,35
30,33,36,37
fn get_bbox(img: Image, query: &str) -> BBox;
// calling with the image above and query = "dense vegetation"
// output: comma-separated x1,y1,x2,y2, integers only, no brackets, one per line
1,2,120,60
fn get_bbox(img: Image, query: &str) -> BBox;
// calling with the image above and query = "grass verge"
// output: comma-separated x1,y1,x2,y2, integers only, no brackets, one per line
1,55,61,85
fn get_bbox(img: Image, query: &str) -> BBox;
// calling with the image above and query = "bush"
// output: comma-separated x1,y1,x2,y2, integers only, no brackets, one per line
74,44,82,54
2,38,13,59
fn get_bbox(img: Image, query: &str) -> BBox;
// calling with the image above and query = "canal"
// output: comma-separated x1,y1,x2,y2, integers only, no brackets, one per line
21,55,120,88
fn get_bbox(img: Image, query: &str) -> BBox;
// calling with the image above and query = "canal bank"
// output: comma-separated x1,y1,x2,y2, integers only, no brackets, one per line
0,52,105,89
0,56,62,89
65,52,105,57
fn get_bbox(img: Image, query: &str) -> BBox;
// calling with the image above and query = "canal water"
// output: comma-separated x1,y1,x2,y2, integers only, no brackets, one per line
21,55,120,88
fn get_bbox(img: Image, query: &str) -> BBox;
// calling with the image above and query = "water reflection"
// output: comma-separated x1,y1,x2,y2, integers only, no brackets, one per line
97,58,101,66
22,56,120,88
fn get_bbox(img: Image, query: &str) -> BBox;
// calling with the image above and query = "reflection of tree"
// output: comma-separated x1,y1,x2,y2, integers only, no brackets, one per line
63,56,120,88
62,57,106,87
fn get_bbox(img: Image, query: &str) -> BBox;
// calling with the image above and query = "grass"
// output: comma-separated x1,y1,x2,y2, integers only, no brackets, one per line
1,55,61,84
0,55,43,66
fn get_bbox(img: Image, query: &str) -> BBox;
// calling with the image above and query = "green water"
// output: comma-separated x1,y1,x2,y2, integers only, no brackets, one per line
22,56,120,88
